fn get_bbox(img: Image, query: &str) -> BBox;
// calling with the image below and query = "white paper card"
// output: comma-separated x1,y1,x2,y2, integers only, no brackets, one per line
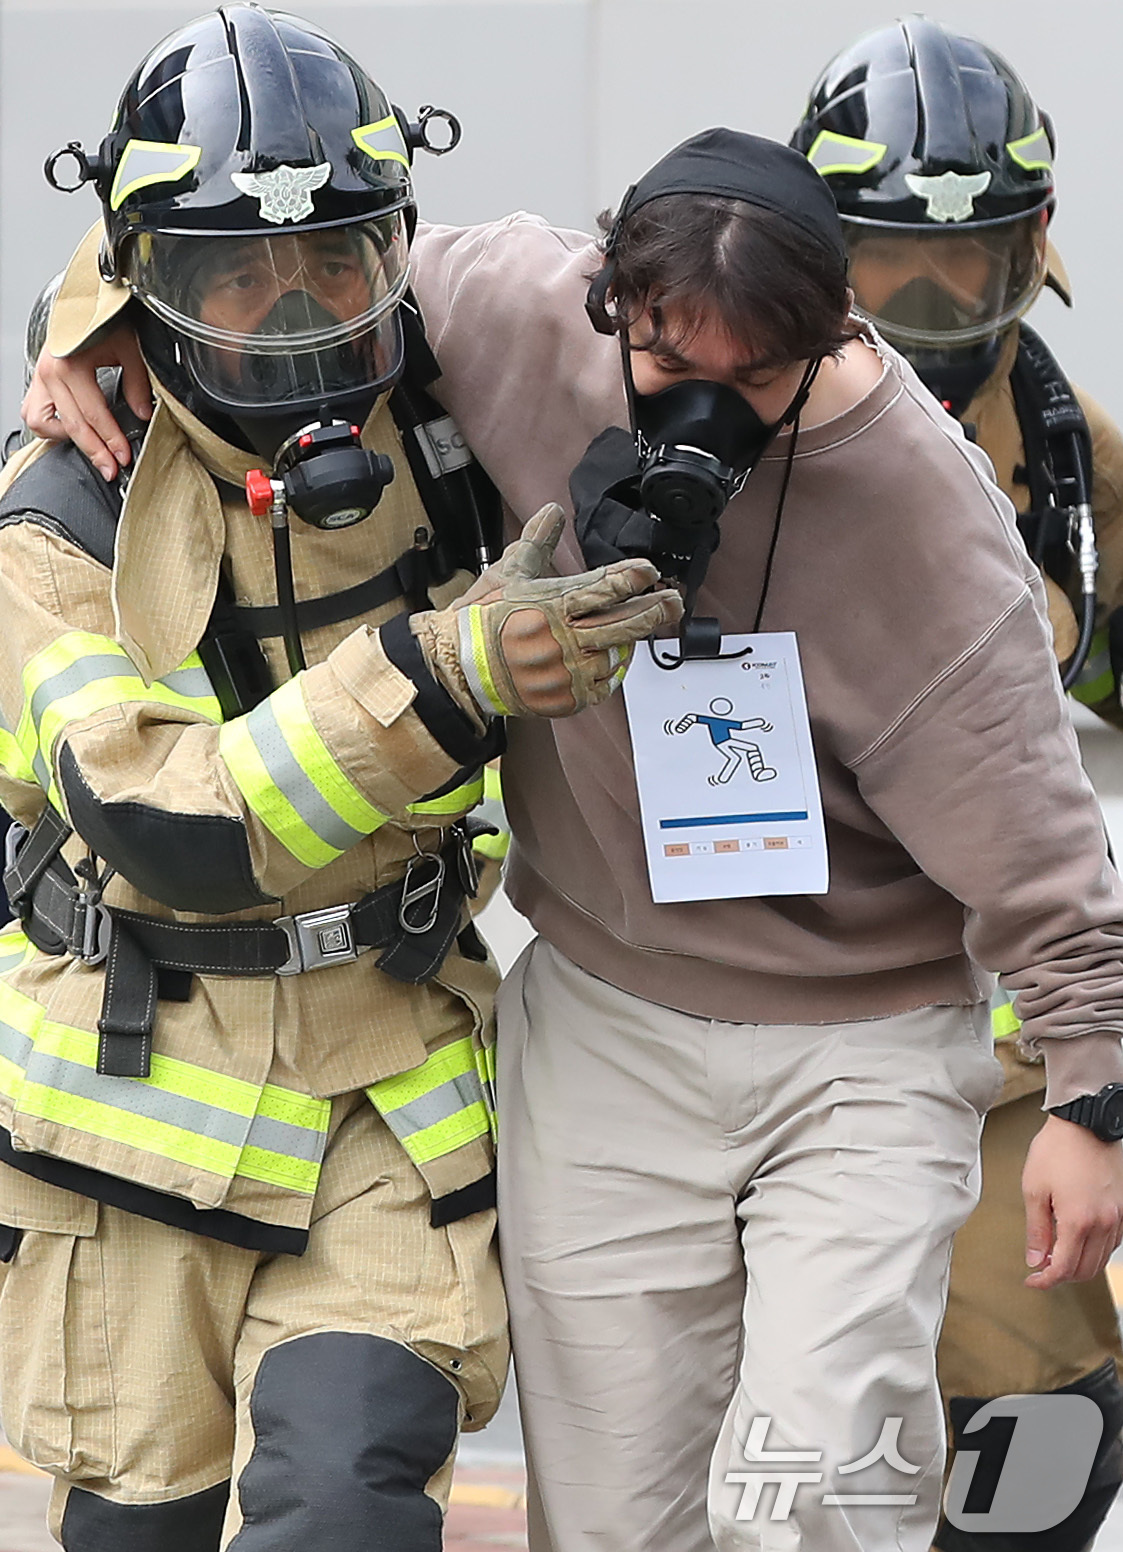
622,632,829,903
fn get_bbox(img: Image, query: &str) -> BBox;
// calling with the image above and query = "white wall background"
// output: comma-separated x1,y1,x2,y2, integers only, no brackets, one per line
2,0,1122,430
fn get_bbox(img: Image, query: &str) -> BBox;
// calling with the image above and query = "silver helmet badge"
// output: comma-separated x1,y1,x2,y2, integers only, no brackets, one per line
230,162,332,225
904,170,992,223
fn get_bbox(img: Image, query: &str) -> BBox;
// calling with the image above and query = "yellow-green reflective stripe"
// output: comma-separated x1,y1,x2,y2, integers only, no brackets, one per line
370,1037,476,1110
221,679,388,869
408,773,485,817
269,677,387,836
473,829,508,862
20,634,220,797
475,1042,498,1141
236,1144,321,1194
474,763,509,859
257,1083,331,1132
368,1036,491,1162
465,606,512,716
351,114,410,169
806,129,887,178
1007,127,1053,172
110,139,202,211
0,726,35,785
399,1102,490,1165
17,1079,244,1178
0,932,34,976
991,1001,1022,1040
0,982,327,1188
1070,630,1114,705
220,717,335,868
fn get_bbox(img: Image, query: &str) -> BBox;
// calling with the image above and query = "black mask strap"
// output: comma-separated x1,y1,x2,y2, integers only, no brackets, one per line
750,360,821,633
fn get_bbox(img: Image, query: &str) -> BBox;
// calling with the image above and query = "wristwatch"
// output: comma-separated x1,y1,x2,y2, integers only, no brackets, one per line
1047,1083,1123,1142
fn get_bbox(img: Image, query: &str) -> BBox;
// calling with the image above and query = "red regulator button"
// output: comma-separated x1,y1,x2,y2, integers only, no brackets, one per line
245,469,276,516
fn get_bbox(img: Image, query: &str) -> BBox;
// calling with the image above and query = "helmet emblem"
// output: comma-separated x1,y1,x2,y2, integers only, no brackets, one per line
230,162,332,225
904,170,992,223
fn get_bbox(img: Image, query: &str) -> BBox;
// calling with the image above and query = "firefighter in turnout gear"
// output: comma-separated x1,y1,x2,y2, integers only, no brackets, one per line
793,19,1123,1549
0,7,679,1548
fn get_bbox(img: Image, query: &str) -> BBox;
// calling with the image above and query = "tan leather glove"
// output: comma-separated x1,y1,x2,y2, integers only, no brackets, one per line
412,504,683,719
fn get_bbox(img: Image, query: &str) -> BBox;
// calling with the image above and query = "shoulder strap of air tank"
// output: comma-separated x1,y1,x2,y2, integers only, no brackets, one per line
1009,320,1094,587
389,296,504,580
0,406,138,569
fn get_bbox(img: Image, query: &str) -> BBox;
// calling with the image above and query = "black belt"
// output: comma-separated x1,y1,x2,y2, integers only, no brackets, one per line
4,812,491,1080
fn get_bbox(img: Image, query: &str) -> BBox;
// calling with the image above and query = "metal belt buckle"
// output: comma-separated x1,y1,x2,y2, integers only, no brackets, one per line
275,903,361,975
3,822,26,875
454,822,481,901
399,849,446,936
74,897,111,967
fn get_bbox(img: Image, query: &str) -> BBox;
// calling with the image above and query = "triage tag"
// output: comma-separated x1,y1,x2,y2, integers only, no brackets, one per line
622,632,828,903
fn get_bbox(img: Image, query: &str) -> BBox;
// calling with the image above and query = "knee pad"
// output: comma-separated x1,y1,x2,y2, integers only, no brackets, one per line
935,1359,1123,1552
60,1480,228,1551
229,1331,459,1552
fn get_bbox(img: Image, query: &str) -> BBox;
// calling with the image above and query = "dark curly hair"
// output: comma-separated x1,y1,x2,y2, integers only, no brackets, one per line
599,193,856,365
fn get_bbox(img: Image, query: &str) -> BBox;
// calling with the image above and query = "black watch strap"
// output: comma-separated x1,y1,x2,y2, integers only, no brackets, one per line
1048,1083,1123,1142
1049,1093,1098,1129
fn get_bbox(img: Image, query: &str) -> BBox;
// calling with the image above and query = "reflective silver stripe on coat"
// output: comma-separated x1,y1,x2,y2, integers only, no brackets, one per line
243,698,368,854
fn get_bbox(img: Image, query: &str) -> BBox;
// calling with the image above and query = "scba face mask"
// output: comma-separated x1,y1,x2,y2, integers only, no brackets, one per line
126,219,409,457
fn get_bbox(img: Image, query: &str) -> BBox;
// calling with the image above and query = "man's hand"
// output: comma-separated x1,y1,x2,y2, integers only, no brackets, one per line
1022,1114,1123,1288
413,503,683,720
22,328,152,481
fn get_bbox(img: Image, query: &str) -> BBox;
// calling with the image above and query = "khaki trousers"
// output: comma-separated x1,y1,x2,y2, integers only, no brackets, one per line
0,1095,507,1548
497,940,1001,1552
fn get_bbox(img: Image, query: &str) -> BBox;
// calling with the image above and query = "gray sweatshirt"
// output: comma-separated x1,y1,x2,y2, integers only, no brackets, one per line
413,212,1123,1107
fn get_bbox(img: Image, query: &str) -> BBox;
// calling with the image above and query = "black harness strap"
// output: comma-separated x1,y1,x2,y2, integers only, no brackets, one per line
1009,320,1095,589
5,811,488,1076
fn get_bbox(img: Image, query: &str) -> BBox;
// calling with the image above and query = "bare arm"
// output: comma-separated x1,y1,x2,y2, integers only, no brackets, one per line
22,325,152,480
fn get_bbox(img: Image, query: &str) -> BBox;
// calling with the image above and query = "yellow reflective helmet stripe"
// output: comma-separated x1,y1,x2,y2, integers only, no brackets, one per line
0,979,329,1194
806,130,887,179
110,139,202,211
1069,628,1114,706
367,1036,491,1165
1007,127,1053,173
351,114,410,170
19,632,220,804
220,676,389,869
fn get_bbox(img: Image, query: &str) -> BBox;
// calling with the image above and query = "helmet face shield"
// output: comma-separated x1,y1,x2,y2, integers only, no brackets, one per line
122,216,409,411
844,212,1048,349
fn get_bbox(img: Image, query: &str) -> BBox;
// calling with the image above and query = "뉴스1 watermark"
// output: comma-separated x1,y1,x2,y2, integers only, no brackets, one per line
725,1396,1103,1531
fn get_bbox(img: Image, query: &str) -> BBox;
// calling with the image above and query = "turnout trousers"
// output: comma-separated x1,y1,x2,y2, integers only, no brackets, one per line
497,939,1001,1552
934,1039,1123,1552
0,1094,508,1550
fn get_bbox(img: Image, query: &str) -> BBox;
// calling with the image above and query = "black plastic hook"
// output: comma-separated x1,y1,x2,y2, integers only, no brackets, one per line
44,142,99,193
410,106,462,157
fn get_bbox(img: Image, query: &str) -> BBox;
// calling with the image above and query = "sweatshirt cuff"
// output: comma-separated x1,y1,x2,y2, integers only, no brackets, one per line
1037,1030,1123,1109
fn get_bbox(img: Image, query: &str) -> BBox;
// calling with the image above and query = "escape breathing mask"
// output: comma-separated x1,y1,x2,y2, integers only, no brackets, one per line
573,366,817,581
574,129,845,645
